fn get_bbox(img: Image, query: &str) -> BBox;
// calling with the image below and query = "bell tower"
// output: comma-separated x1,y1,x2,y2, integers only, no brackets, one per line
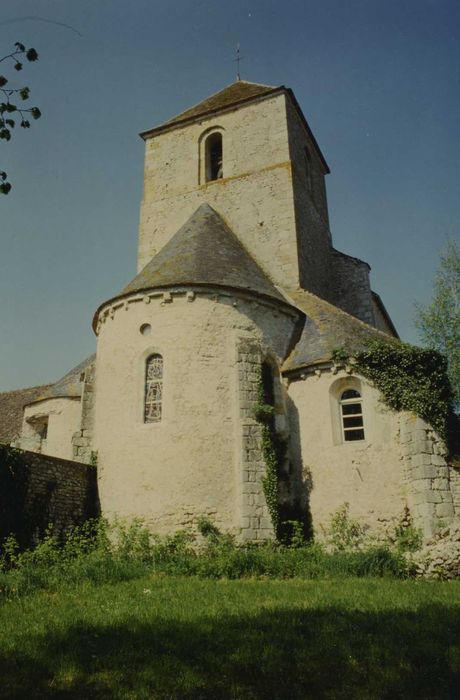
137,80,334,299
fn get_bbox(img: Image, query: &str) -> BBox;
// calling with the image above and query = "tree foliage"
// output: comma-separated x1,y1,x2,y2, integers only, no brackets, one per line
1,42,41,194
415,240,460,412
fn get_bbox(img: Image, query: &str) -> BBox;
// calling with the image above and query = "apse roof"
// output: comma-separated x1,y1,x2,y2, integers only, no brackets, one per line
24,355,96,405
97,204,292,321
282,289,392,373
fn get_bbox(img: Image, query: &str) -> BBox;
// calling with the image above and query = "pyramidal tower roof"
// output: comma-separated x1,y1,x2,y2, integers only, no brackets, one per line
94,205,291,328
164,80,278,126
140,80,280,139
139,79,330,172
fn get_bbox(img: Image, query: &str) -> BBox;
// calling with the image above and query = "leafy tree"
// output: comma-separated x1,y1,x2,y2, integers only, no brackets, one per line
415,240,460,411
1,42,41,194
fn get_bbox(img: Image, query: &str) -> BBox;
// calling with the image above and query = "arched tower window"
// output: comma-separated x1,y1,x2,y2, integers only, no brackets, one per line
340,389,364,441
205,132,223,181
144,354,163,423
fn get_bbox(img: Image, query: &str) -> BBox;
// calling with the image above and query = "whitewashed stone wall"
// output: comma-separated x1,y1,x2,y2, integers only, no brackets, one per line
94,287,297,535
287,367,458,539
20,397,81,461
287,367,407,536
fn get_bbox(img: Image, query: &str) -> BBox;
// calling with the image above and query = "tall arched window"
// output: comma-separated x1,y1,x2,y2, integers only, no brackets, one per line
340,389,364,441
205,132,223,181
144,354,163,423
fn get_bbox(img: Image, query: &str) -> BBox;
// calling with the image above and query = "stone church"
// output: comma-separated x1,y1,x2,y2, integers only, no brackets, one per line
1,80,457,539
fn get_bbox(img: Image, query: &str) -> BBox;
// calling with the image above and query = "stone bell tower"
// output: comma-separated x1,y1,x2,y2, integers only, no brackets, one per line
137,80,333,300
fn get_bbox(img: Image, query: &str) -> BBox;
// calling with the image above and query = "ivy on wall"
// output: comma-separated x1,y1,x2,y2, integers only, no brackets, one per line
332,339,460,457
254,367,287,538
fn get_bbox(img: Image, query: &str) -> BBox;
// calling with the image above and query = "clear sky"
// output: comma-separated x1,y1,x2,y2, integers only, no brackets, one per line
1,0,459,391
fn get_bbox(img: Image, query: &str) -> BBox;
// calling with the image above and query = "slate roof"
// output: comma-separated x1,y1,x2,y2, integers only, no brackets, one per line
140,81,279,139
164,81,278,126
282,289,393,373
140,79,330,173
0,384,52,444
96,204,292,323
25,355,96,405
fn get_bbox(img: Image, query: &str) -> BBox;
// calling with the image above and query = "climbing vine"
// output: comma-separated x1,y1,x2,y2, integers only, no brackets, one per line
253,368,286,537
332,339,460,457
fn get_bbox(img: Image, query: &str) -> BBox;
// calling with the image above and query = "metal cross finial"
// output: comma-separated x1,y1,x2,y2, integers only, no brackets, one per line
234,43,243,81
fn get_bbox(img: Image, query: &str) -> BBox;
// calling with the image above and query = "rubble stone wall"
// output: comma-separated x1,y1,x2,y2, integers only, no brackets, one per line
0,448,99,545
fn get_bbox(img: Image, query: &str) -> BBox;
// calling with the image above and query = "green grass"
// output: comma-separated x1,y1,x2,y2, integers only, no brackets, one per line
1,576,460,699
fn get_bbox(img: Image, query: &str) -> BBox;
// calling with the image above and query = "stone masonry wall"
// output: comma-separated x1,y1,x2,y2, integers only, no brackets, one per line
450,466,460,518
237,341,274,541
0,448,99,545
331,250,375,326
72,361,96,463
138,93,302,290
400,413,455,537
285,97,333,300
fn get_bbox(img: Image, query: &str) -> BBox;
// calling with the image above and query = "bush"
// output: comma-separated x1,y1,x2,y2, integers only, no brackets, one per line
327,503,368,551
0,516,412,599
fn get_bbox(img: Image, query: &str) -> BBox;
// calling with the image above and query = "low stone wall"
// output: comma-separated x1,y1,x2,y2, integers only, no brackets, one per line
0,446,99,546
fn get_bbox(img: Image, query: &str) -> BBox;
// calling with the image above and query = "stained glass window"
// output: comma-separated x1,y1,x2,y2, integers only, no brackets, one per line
144,354,163,423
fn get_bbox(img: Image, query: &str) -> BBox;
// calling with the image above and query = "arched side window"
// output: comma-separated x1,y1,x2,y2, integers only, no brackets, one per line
144,354,163,423
205,132,223,182
340,389,364,441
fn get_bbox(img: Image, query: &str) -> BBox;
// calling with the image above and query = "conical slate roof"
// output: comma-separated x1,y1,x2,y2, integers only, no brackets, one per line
118,204,288,305
24,355,96,404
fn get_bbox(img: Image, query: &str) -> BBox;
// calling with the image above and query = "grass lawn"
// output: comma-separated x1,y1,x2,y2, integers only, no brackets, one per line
1,577,460,699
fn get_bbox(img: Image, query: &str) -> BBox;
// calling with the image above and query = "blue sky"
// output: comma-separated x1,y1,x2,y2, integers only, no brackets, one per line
1,0,459,391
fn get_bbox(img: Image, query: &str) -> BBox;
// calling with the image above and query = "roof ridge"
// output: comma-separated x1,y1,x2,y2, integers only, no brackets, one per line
164,80,276,125
0,382,53,397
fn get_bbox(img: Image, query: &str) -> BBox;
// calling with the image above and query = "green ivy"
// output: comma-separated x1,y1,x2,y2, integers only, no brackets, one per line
332,339,460,457
253,370,286,538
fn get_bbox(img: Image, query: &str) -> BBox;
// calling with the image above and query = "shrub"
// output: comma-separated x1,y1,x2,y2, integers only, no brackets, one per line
0,516,412,599
327,503,368,551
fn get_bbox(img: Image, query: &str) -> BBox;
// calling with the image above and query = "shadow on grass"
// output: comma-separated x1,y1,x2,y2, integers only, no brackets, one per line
1,604,460,699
